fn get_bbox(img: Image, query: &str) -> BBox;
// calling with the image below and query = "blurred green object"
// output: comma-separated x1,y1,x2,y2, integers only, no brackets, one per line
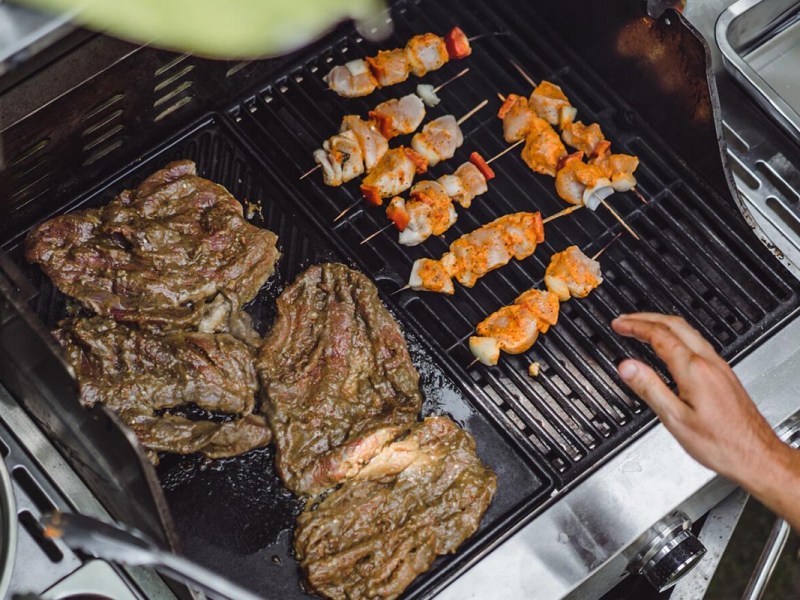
16,0,389,58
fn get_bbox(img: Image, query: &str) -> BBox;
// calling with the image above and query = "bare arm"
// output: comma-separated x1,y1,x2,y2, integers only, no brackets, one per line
612,313,800,531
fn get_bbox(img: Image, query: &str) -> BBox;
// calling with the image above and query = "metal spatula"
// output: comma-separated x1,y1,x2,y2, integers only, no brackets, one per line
40,511,263,600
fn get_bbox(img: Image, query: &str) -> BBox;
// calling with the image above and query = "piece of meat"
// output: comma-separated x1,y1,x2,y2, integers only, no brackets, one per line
361,147,425,203
314,129,366,186
295,416,497,600
528,80,571,126
405,33,449,77
521,117,567,176
544,245,603,300
340,116,388,172
54,316,267,462
561,120,605,156
592,152,639,192
25,160,280,330
410,115,463,167
408,257,455,295
555,154,614,210
257,264,422,496
366,49,410,87
123,411,271,462
54,316,258,415
324,59,379,98
370,94,426,139
498,94,536,143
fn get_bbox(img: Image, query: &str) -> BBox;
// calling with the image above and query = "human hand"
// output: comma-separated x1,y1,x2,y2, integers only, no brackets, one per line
611,313,781,486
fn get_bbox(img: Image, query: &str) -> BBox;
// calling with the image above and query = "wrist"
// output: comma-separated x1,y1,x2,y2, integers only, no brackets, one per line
739,438,800,499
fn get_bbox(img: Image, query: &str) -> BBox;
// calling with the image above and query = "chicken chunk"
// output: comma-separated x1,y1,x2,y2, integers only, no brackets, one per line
361,147,426,204
324,59,378,98
405,33,449,77
366,48,410,87
555,153,614,210
314,129,365,187
411,115,464,168
370,94,426,139
562,120,605,156
528,80,572,126
499,94,536,143
521,117,567,176
545,245,603,301
340,115,389,171
592,152,640,192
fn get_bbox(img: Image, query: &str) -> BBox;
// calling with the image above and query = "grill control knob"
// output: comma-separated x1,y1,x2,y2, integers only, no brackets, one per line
628,512,706,592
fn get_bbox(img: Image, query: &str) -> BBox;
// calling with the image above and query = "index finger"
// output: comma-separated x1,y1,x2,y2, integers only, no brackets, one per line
615,313,717,358
612,316,696,376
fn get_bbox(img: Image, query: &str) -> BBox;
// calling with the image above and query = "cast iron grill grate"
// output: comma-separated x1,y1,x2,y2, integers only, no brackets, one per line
232,0,800,486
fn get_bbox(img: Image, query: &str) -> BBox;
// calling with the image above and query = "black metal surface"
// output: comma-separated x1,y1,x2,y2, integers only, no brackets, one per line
233,0,800,489
2,114,550,599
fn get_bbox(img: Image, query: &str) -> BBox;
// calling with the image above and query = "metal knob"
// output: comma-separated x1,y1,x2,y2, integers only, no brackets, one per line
628,512,707,592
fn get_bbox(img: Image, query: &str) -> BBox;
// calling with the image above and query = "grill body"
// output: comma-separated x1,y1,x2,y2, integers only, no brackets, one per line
0,0,798,598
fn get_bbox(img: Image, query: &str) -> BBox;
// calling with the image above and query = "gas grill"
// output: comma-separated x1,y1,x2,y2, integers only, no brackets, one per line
0,0,799,598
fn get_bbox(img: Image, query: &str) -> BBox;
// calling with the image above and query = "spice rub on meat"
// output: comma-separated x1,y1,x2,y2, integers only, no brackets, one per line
54,316,270,462
257,263,422,496
25,160,280,330
294,416,497,600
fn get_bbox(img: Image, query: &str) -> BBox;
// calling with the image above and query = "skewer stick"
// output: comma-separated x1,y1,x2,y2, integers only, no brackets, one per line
457,99,489,125
599,199,640,241
467,31,509,43
299,164,321,180
360,223,393,245
487,139,523,164
467,357,480,369
542,204,582,224
633,188,649,204
391,285,410,296
334,199,361,222
433,68,470,93
509,59,538,89
592,233,623,260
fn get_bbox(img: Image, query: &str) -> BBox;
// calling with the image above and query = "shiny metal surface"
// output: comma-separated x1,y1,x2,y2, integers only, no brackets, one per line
0,449,16,600
717,0,800,143
0,2,73,75
741,518,791,600
440,315,800,599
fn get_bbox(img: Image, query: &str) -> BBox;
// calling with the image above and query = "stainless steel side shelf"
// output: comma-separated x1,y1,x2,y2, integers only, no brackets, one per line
717,0,800,143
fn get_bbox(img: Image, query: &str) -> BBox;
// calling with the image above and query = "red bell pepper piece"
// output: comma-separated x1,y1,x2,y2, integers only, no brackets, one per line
497,93,522,120
386,197,410,231
445,27,472,60
360,184,383,206
404,147,428,174
469,151,496,181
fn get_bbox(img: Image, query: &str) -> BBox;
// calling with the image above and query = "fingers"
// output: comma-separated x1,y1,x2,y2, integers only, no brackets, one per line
612,316,696,375
617,359,687,422
614,313,716,358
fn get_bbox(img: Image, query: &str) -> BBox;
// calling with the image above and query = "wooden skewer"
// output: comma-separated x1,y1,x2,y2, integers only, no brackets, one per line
599,199,640,240
299,163,321,180
542,204,582,224
467,357,480,369
592,233,623,260
633,188,649,204
391,285,410,296
433,67,470,93
360,223,393,245
457,99,488,125
334,199,361,222
467,31,508,43
486,138,523,164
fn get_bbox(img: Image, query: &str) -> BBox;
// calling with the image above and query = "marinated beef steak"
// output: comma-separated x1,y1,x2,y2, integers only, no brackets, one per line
54,316,270,460
294,416,497,600
25,160,280,330
257,263,422,495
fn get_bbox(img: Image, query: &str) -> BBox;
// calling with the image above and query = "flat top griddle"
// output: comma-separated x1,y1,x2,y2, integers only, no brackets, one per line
2,0,800,598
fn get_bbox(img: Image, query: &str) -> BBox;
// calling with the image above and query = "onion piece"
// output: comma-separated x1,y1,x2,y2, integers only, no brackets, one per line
416,83,441,107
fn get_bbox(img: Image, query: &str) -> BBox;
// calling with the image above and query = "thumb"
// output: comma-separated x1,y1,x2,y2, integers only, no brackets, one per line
618,359,686,424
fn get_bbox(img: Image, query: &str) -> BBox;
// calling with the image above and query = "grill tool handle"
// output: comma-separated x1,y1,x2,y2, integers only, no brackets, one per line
40,511,262,600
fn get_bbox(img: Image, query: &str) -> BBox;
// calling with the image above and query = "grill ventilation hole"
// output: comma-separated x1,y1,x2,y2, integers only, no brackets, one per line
19,510,64,562
5,138,52,213
82,94,126,166
153,55,195,122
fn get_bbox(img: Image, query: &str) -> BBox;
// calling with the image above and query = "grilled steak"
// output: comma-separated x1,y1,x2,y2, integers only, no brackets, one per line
25,160,280,330
257,263,422,495
54,316,270,460
294,416,497,600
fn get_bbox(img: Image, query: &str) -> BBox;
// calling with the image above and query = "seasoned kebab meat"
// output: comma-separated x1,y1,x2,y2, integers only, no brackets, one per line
257,263,422,496
25,160,280,330
54,316,269,461
295,416,497,600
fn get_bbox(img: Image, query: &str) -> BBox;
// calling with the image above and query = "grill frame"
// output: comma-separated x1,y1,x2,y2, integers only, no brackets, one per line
0,0,798,597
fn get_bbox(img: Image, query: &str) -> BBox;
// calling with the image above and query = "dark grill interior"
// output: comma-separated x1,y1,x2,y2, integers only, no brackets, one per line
0,0,799,597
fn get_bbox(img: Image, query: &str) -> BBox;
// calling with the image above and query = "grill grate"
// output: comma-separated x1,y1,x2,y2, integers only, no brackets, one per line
232,0,800,485
4,116,550,599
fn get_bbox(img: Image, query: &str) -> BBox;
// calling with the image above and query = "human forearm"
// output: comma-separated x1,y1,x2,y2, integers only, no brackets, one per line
741,440,800,532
